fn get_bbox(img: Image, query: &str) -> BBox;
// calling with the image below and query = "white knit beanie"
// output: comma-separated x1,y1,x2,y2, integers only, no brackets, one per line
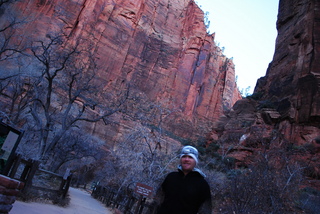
180,145,199,164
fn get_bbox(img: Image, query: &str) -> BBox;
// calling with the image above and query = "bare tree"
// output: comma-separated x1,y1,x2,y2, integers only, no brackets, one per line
0,73,34,125
48,129,106,173
0,1,29,124
219,148,304,214
0,2,24,62
0,2,130,175
19,33,128,163
106,97,182,196
110,132,179,198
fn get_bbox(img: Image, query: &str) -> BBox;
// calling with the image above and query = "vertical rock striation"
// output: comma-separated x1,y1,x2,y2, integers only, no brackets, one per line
214,0,320,190
0,0,241,139
255,0,320,144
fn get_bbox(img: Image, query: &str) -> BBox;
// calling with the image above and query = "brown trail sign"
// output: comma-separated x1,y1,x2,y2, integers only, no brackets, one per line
134,183,153,214
134,182,153,198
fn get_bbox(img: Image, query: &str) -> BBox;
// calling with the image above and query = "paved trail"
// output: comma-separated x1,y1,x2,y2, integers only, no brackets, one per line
10,187,112,214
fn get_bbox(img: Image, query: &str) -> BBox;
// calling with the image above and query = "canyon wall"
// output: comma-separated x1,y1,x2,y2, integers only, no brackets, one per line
214,0,319,189
0,0,241,143
255,0,320,144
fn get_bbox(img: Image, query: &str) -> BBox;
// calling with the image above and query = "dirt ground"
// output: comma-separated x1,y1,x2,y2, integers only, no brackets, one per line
10,187,113,214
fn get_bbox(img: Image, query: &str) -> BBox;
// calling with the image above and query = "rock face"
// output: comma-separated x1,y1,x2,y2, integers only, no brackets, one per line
0,0,241,140
214,0,320,189
255,0,320,144
0,0,241,149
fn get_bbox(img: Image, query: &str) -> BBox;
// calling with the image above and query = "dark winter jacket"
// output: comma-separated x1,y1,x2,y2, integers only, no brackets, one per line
156,167,212,214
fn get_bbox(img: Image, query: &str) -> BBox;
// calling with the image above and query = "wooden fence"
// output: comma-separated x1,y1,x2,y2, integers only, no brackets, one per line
1,153,72,202
92,185,157,214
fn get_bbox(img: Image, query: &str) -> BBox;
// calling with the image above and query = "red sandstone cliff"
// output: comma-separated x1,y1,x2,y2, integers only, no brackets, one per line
255,0,320,145
213,0,320,189
0,0,241,141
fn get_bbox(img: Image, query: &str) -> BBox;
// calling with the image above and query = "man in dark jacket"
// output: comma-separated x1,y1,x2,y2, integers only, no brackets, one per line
156,145,212,214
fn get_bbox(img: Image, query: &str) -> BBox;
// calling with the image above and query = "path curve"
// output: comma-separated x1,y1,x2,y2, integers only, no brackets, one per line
10,187,112,214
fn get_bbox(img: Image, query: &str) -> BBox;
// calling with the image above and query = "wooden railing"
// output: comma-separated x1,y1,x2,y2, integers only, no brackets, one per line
1,153,72,202
92,185,156,214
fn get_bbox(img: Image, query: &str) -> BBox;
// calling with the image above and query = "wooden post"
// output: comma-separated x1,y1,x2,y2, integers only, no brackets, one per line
124,195,135,214
59,179,66,192
134,183,153,214
23,160,39,190
2,153,18,176
62,173,72,199
20,162,31,181
140,197,147,214
8,154,21,178
134,195,143,214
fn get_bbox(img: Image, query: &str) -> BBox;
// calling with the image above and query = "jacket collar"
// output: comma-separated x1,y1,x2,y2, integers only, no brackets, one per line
177,165,206,178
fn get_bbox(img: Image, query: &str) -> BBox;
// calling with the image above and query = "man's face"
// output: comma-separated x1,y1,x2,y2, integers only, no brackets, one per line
180,155,196,174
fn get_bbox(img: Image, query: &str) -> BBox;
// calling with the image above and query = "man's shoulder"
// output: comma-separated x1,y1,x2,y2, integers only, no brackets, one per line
166,171,180,177
164,171,182,180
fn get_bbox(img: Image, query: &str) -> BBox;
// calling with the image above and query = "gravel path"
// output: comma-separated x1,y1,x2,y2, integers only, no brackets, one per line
10,187,113,214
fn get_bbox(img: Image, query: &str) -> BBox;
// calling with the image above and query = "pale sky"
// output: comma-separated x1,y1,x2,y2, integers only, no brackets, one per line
195,0,279,95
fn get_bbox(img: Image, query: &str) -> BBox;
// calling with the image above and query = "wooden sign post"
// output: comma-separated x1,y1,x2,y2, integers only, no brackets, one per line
134,183,153,214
